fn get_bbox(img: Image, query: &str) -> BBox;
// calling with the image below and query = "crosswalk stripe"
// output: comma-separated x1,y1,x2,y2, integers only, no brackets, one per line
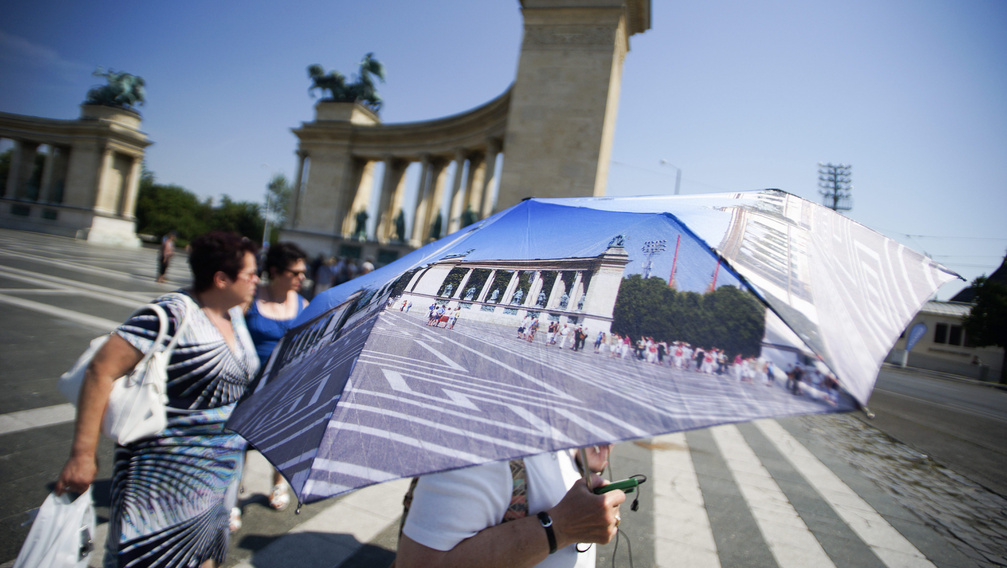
0,403,75,436
0,292,119,331
711,423,835,568
755,419,936,568
651,432,721,568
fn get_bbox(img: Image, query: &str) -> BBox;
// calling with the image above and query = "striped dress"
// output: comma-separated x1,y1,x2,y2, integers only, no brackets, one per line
105,291,259,567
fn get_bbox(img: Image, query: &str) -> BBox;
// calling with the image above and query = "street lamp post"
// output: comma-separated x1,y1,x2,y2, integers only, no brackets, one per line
659,160,682,195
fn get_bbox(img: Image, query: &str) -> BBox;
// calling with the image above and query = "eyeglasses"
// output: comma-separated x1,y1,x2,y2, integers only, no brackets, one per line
284,269,307,277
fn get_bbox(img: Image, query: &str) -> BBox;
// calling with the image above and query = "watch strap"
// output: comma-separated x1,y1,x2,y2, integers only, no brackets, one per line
537,511,557,554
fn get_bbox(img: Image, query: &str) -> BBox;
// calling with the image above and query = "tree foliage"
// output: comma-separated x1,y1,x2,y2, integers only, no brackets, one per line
612,275,766,357
962,275,1007,382
134,168,264,243
266,174,292,227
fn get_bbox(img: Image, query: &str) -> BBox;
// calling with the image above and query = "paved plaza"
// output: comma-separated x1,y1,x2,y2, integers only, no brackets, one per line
0,228,1004,567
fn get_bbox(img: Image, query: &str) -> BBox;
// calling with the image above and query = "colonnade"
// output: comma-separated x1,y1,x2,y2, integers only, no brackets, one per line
0,106,150,246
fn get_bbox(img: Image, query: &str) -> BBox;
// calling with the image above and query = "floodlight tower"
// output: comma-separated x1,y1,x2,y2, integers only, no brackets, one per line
641,239,667,279
818,163,853,212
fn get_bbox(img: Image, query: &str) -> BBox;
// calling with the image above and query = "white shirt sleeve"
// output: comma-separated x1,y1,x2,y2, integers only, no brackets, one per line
402,460,512,552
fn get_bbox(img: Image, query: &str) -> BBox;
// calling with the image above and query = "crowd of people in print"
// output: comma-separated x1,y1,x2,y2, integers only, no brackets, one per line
425,302,461,329
520,316,841,407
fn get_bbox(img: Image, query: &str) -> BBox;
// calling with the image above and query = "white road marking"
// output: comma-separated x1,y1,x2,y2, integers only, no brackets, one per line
711,424,835,568
651,432,721,568
0,293,119,331
0,403,75,435
756,419,936,567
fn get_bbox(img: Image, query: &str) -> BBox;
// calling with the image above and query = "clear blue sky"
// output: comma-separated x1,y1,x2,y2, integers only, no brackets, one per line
2,0,1005,299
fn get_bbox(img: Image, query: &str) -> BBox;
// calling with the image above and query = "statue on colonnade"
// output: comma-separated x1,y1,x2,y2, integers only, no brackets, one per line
308,52,386,112
84,67,146,110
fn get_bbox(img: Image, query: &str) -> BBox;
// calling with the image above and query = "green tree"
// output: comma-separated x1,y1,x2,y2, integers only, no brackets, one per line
211,195,265,240
962,275,1007,383
266,174,291,226
135,175,212,241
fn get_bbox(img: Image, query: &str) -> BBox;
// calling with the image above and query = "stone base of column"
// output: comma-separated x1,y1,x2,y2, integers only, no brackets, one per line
0,199,141,247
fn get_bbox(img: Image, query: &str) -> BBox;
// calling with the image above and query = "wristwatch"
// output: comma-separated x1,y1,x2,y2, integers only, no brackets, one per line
537,511,557,554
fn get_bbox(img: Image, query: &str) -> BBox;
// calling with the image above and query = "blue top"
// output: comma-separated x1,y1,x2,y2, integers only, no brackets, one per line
246,293,308,362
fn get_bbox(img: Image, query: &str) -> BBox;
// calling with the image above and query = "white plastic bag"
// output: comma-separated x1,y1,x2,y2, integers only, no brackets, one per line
14,488,96,568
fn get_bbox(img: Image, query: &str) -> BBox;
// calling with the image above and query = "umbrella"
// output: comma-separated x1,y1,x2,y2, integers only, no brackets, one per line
227,189,958,504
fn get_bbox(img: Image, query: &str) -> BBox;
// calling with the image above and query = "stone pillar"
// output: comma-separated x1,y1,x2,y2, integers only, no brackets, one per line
341,159,378,239
477,269,498,302
424,158,450,241
526,270,546,307
38,145,56,203
411,154,433,246
463,152,486,220
288,151,307,228
119,156,143,217
447,150,468,234
480,138,501,218
376,156,409,243
495,0,650,211
11,141,39,200
502,271,520,304
454,269,474,299
93,148,116,213
3,140,23,198
547,271,565,308
570,272,585,311
580,245,630,317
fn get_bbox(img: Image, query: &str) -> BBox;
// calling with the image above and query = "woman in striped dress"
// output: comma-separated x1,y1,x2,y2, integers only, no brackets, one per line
56,231,260,568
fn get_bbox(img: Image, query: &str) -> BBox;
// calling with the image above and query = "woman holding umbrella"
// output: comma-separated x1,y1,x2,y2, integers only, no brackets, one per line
397,445,624,568
55,231,261,568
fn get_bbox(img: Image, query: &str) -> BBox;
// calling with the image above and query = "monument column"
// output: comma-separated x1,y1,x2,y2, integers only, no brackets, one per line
118,155,143,217
288,151,307,228
480,138,501,218
495,0,650,210
477,269,498,302
424,158,450,241
376,155,408,242
454,269,474,299
463,151,486,220
411,154,433,245
38,145,56,203
447,149,468,234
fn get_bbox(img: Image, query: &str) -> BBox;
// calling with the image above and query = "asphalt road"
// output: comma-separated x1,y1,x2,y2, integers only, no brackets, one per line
863,367,1007,497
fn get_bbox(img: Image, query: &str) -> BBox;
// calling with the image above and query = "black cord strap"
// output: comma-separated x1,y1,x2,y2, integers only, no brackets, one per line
537,511,557,554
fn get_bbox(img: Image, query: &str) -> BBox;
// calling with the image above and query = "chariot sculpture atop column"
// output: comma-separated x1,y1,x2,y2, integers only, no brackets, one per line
308,53,386,112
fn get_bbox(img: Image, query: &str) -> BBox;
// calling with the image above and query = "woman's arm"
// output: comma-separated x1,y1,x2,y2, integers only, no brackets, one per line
55,334,142,495
396,477,624,568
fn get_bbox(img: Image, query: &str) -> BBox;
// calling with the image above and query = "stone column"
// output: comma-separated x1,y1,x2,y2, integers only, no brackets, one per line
463,152,486,220
447,149,468,234
341,159,378,239
454,269,474,299
424,158,450,241
569,272,584,311
376,156,409,243
288,151,307,229
526,270,544,307
580,245,630,318
411,154,433,246
3,140,23,199
117,156,142,217
495,0,650,211
547,271,565,308
93,148,116,213
477,269,498,302
480,138,501,218
502,271,520,304
38,145,56,203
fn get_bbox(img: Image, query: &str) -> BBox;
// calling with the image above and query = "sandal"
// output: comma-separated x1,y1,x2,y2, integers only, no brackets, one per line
270,482,290,511
229,507,242,533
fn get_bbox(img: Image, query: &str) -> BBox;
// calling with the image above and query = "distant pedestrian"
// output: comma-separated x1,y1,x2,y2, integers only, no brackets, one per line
156,231,176,283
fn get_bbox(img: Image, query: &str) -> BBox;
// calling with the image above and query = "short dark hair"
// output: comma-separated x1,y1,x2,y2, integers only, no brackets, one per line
264,242,308,277
188,231,259,292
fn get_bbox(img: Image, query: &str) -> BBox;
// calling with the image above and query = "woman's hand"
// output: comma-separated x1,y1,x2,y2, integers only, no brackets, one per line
578,444,612,474
55,453,97,495
549,478,625,547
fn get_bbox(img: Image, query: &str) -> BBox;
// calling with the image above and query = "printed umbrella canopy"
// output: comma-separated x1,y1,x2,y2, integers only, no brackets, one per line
227,190,959,504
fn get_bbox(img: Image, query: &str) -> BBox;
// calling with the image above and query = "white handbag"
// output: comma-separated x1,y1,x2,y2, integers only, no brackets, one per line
58,295,192,445
13,488,96,568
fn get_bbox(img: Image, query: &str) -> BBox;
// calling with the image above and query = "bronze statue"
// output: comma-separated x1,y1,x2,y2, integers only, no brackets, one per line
308,53,386,112
84,68,145,110
354,209,369,240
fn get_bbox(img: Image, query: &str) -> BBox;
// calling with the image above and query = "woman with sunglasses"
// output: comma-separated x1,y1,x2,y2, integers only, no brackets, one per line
241,241,310,518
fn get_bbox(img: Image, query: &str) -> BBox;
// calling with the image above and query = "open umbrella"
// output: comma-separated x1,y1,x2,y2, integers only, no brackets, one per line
227,190,958,504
